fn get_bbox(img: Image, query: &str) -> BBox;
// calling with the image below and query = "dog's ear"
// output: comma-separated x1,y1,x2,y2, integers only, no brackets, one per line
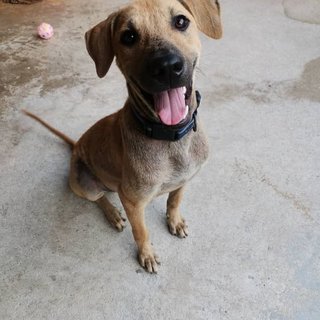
179,0,222,39
85,12,118,78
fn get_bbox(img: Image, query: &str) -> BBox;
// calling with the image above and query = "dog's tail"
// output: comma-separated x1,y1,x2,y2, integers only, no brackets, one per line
22,109,75,148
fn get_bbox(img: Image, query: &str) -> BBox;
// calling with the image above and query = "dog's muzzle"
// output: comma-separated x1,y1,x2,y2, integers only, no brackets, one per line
132,48,193,126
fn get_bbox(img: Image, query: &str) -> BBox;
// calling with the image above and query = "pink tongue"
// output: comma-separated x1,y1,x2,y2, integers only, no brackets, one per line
154,87,186,125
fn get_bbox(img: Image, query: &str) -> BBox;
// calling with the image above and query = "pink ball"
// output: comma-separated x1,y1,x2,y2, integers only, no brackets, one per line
37,23,54,40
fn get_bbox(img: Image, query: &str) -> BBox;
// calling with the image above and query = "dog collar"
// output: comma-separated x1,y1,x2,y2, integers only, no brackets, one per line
131,90,201,141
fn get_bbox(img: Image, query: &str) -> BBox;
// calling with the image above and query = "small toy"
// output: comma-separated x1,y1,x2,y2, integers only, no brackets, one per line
37,23,54,40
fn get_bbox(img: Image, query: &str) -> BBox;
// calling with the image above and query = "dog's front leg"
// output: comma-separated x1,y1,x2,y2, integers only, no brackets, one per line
119,189,160,273
167,187,188,238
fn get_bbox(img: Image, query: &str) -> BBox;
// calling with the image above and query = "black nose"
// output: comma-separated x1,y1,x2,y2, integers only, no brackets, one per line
148,50,185,86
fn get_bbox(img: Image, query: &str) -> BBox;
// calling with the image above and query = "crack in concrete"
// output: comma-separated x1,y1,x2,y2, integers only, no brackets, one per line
260,176,311,218
234,159,312,220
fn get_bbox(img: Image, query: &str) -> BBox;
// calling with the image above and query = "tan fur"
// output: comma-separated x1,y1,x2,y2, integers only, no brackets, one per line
25,0,222,273
22,110,75,147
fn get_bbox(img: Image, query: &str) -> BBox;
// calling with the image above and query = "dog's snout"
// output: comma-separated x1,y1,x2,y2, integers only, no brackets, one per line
148,50,185,86
138,47,193,93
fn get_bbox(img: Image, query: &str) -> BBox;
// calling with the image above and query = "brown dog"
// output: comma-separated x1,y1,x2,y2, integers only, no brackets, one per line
24,0,222,273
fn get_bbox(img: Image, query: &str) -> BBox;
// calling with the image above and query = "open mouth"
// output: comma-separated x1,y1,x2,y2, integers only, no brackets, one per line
153,85,192,126
129,76,193,126
139,84,192,126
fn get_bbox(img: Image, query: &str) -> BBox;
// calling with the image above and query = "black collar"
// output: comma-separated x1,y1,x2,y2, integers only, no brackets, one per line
131,90,201,141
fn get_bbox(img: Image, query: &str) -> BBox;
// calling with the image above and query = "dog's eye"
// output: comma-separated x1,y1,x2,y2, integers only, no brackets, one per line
120,30,138,46
174,15,190,31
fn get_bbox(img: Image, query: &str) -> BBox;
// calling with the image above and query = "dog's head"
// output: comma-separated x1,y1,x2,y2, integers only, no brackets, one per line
85,0,222,125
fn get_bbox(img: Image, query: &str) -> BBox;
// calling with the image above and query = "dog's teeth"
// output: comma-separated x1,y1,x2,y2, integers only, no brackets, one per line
184,105,189,119
183,87,187,94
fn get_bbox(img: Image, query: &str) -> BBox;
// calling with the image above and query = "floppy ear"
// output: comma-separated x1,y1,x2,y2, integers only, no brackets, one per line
85,12,118,78
179,0,222,39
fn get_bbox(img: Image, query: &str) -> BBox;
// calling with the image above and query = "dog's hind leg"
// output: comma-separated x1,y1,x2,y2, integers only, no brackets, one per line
96,196,126,231
166,187,188,238
69,155,104,201
69,155,126,231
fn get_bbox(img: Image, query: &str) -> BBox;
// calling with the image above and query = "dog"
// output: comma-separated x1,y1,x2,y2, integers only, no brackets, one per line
24,0,222,273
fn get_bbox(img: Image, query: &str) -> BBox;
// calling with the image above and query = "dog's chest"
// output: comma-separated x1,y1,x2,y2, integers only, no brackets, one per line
160,131,209,193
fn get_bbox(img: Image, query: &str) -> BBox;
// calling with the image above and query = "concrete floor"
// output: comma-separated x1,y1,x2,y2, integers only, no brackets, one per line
1,0,320,319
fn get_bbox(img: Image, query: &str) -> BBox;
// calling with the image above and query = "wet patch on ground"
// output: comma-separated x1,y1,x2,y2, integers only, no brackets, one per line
203,57,320,106
0,53,43,101
289,57,320,103
203,78,292,106
0,0,87,118
283,0,320,25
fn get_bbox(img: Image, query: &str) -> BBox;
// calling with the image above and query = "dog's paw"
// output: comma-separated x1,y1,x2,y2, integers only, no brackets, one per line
138,247,161,274
107,208,126,232
167,216,188,238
